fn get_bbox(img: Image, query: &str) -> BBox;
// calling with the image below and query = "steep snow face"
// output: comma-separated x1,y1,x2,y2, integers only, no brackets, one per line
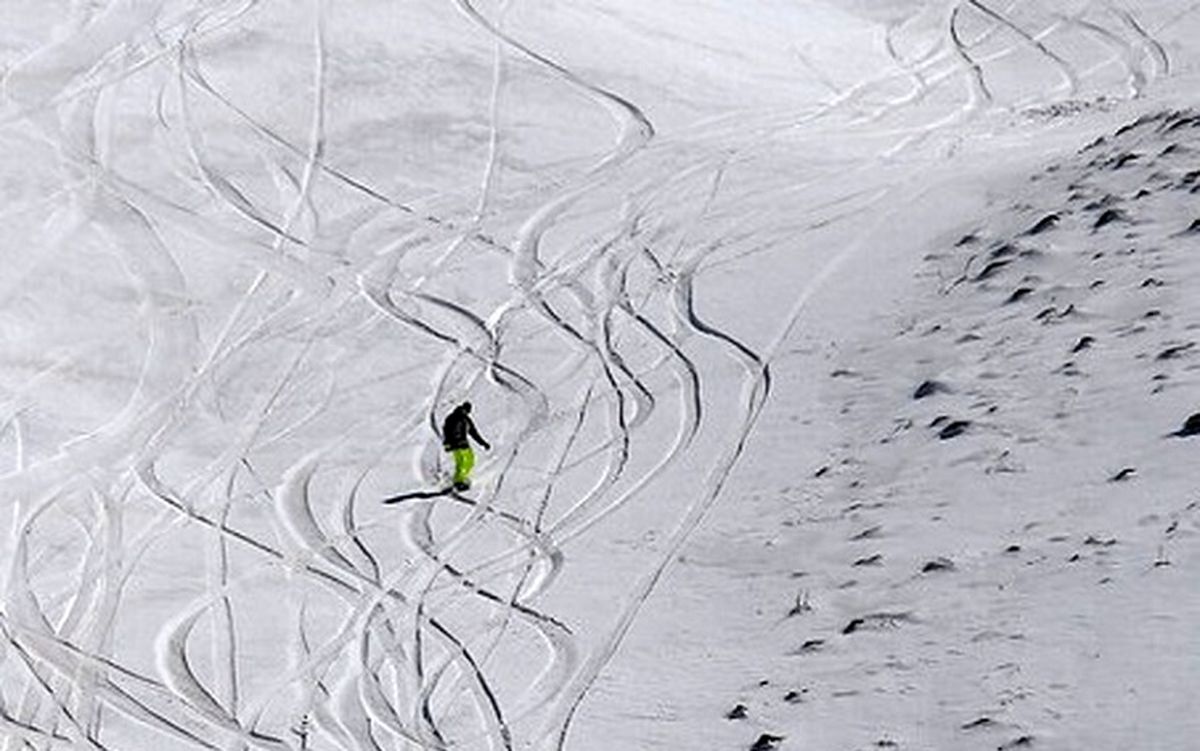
640,108,1200,751
1,2,1199,750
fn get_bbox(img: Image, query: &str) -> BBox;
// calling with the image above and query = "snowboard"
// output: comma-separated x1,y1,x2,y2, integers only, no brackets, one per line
383,485,470,504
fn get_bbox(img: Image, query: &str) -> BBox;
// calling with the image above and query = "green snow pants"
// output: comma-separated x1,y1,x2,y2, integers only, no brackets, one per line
450,447,475,487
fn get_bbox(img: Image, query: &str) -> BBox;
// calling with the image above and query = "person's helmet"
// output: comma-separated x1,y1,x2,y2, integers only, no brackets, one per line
461,401,472,413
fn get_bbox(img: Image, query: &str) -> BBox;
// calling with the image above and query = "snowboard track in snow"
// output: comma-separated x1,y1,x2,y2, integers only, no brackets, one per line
0,1,1191,749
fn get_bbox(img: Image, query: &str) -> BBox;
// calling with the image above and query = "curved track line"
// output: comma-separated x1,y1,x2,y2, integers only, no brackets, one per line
449,0,654,163
154,607,287,750
1068,12,1147,97
950,4,996,110
966,0,1080,95
1108,2,1171,77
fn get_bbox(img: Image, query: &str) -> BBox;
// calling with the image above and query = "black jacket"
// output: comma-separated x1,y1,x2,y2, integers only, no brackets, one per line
442,408,488,451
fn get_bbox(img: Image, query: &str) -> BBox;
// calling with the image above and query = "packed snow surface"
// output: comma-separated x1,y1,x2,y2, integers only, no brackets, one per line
2,1,1199,749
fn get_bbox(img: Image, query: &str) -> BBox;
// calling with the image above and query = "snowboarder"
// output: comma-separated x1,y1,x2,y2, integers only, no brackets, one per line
441,401,490,491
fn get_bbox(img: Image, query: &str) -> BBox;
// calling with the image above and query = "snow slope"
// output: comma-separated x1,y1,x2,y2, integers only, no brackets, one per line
1,1,1198,749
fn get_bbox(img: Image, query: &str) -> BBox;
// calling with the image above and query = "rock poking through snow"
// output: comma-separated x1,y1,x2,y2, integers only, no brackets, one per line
913,379,950,399
726,703,748,720
1171,412,1200,437
750,733,785,751
938,420,972,440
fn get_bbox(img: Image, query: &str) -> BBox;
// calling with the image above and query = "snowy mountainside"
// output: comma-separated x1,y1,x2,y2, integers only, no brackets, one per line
2,1,1200,751
629,109,1200,751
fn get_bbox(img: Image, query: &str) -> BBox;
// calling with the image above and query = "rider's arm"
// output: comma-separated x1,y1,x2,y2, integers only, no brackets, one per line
468,420,491,450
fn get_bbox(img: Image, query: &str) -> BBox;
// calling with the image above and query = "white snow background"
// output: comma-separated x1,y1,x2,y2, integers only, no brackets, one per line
1,1,1199,749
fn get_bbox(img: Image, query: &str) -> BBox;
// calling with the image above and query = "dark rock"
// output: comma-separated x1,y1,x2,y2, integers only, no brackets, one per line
1157,343,1194,360
913,379,949,399
1165,113,1200,132
921,557,955,573
1115,116,1149,137
1170,413,1200,438
851,525,883,540
962,717,995,730
1108,467,1136,482
726,703,749,720
1035,304,1075,323
1141,277,1164,287
1094,208,1126,229
1185,218,1200,234
854,553,884,567
783,689,808,704
843,612,912,634
814,465,830,478
750,733,785,751
975,259,1011,281
1071,336,1095,353
1005,287,1034,304
1110,152,1140,169
957,233,980,246
791,639,825,655
938,420,971,440
1024,213,1060,235
785,592,812,618
1082,194,1118,211
1004,544,1022,554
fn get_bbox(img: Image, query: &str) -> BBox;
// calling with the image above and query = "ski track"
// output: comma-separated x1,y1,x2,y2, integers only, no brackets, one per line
1,0,1193,748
